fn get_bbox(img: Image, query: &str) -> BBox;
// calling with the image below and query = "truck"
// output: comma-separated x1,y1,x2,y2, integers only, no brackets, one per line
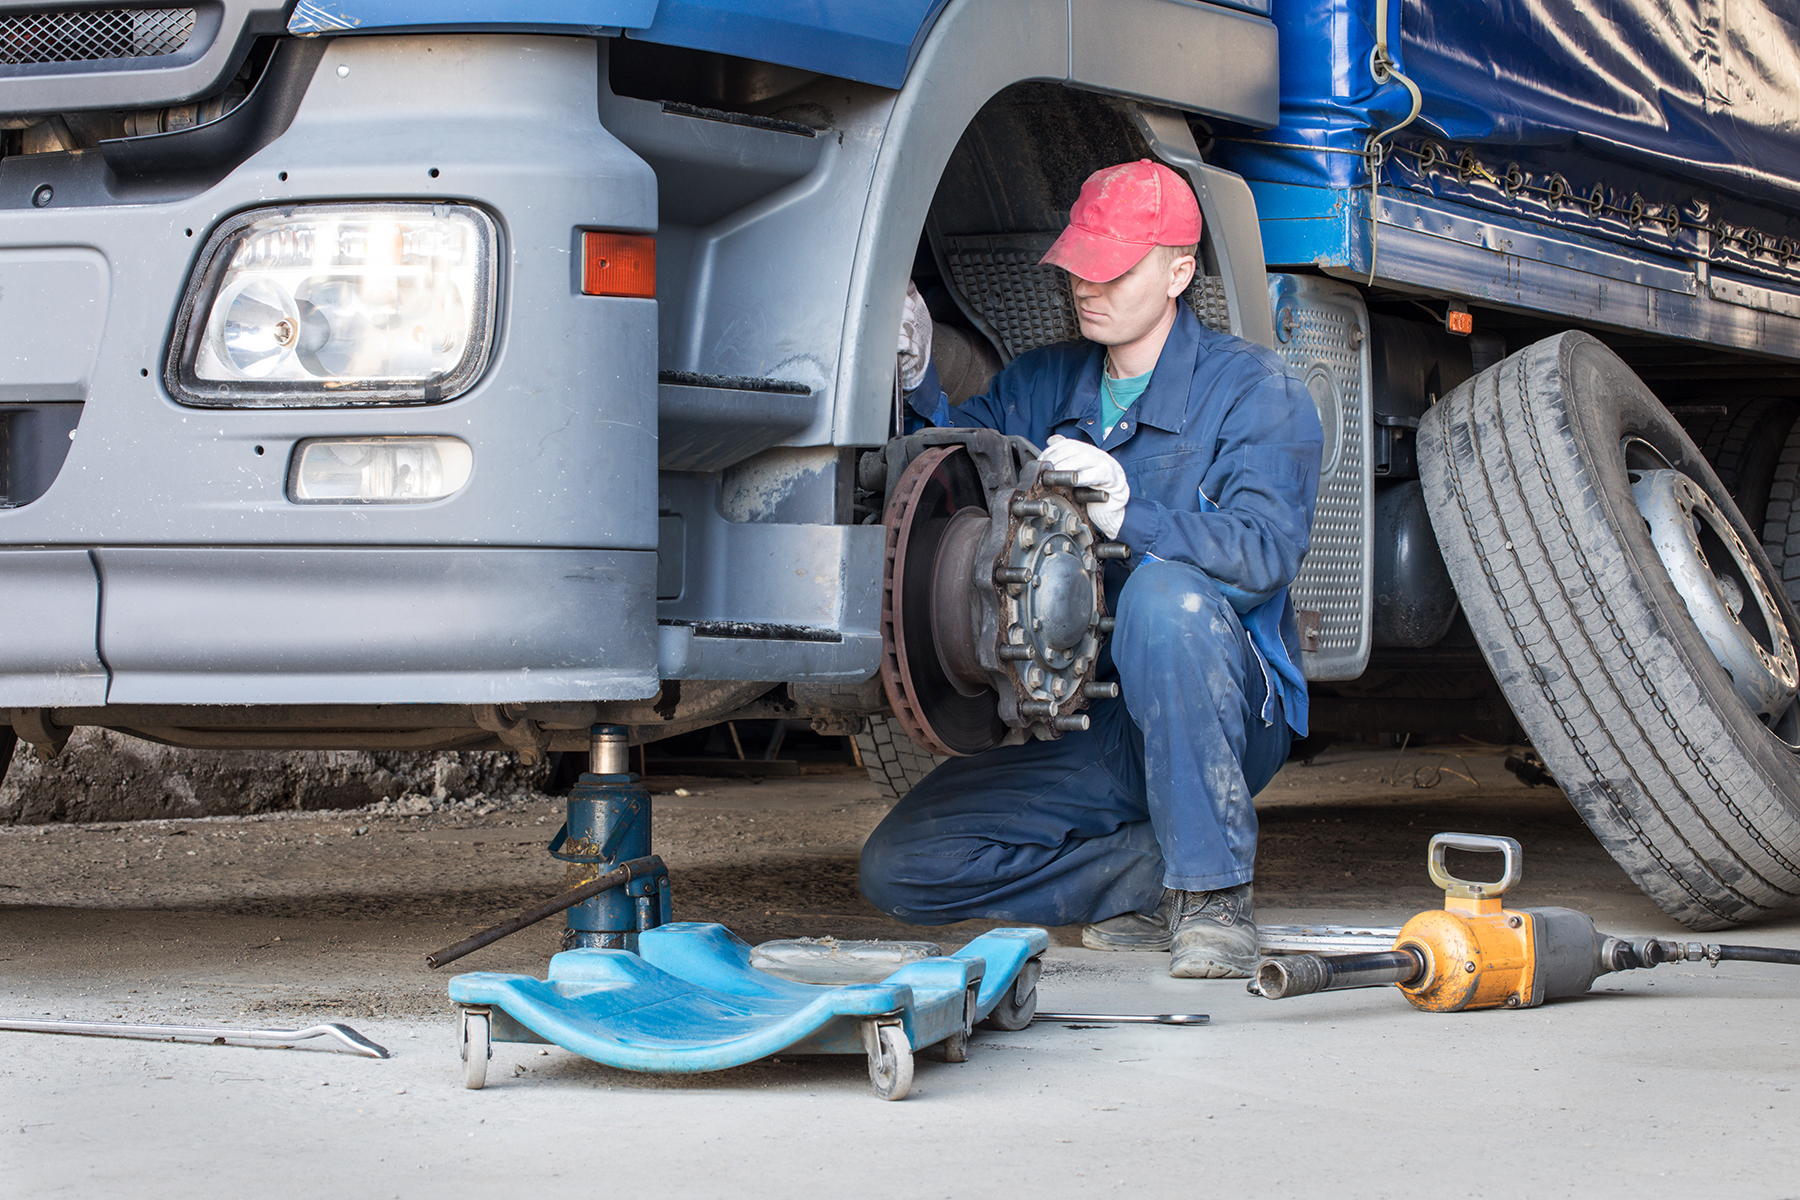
2,0,1797,932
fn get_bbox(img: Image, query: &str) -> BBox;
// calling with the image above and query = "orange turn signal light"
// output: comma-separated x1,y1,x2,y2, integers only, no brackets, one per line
582,231,655,298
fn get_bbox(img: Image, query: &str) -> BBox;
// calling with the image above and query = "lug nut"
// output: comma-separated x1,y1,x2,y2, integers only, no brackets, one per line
1040,469,1079,489
1081,682,1120,700
994,566,1032,585
1052,714,1090,732
1012,499,1051,519
1095,543,1130,560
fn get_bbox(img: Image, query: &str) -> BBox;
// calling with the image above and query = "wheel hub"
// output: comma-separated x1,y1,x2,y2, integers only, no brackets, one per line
1632,468,1799,718
995,491,1107,710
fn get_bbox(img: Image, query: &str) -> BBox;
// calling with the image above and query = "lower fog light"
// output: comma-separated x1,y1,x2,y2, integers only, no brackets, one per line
290,436,472,503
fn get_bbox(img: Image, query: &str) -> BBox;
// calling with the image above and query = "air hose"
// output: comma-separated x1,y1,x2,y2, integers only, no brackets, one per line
1623,939,1800,968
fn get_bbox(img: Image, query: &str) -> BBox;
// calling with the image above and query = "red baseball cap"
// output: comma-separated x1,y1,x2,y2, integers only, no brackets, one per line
1039,159,1202,283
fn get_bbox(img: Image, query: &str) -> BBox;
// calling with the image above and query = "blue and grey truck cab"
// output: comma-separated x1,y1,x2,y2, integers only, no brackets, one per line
4,0,1800,933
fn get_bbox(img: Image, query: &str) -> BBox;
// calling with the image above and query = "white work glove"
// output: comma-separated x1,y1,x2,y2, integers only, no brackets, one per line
1040,434,1130,540
898,279,933,392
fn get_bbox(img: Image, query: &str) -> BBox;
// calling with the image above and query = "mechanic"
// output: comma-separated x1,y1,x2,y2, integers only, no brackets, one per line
860,160,1322,978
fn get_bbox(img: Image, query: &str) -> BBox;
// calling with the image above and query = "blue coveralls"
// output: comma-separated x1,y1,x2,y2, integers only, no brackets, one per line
858,304,1323,926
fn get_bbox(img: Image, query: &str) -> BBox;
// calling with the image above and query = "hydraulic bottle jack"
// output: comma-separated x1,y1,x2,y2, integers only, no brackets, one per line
552,724,670,950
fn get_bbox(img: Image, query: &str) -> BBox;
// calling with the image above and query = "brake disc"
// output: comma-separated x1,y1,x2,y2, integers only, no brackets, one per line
879,444,1008,756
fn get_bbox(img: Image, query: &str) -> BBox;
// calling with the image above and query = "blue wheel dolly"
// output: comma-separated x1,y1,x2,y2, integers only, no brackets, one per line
430,726,1048,1099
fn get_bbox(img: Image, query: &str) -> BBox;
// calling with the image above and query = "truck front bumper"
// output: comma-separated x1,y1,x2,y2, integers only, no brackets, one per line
3,546,657,706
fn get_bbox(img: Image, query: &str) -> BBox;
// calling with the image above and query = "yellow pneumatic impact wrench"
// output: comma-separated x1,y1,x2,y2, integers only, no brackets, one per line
1253,833,1800,1011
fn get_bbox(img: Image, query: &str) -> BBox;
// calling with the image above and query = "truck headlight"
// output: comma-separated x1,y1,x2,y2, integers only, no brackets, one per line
167,203,499,407
289,437,473,503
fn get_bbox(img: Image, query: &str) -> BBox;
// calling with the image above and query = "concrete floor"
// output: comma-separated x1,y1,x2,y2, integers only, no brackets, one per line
3,744,1798,1198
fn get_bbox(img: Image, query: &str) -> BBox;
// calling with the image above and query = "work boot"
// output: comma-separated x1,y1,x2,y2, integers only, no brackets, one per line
1080,890,1176,951
1167,883,1258,979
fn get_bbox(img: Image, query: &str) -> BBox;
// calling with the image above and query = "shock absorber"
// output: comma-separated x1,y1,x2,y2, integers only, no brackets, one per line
1254,833,1800,1010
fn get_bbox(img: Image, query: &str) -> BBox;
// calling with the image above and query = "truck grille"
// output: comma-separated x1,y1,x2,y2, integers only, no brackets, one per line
0,8,195,65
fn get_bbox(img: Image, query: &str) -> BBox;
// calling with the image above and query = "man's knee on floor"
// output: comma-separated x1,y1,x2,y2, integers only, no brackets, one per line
857,829,907,918
857,818,952,921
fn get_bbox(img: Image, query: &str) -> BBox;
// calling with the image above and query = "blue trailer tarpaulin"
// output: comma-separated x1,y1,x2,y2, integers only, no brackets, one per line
1221,0,1800,213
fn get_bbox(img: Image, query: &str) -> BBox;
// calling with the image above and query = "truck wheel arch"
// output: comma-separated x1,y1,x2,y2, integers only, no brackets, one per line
833,0,1278,446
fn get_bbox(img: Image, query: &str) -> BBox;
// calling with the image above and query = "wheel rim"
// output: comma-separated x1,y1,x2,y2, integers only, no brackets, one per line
1632,468,1799,718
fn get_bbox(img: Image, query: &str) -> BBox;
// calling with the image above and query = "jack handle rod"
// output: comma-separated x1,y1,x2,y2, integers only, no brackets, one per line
425,854,665,970
1253,948,1426,1000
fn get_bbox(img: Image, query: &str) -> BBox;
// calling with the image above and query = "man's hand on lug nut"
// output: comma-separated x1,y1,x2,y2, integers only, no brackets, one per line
1040,434,1130,538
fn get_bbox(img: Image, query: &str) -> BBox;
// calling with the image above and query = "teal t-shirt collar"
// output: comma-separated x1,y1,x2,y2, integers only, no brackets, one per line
1100,360,1152,437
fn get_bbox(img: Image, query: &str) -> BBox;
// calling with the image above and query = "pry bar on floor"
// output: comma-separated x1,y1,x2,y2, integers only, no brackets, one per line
0,1017,389,1058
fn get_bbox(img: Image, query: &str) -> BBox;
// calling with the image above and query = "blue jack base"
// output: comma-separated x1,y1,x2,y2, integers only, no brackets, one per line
448,922,1050,1099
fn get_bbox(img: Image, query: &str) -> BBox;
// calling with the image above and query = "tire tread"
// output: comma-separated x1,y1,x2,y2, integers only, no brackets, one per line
855,714,946,800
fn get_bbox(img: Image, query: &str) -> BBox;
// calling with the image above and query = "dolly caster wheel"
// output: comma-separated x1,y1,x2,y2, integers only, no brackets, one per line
942,982,979,1062
862,1020,913,1101
980,956,1041,1031
460,1008,491,1090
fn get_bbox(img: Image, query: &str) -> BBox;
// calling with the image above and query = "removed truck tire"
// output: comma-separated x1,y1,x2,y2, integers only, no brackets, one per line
855,714,945,801
1420,332,1800,930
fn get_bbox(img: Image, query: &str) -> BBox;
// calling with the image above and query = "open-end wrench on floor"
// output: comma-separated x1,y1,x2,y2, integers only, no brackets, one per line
1031,1012,1209,1025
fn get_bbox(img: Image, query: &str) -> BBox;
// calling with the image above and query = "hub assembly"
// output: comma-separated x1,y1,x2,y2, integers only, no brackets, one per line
878,433,1124,756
